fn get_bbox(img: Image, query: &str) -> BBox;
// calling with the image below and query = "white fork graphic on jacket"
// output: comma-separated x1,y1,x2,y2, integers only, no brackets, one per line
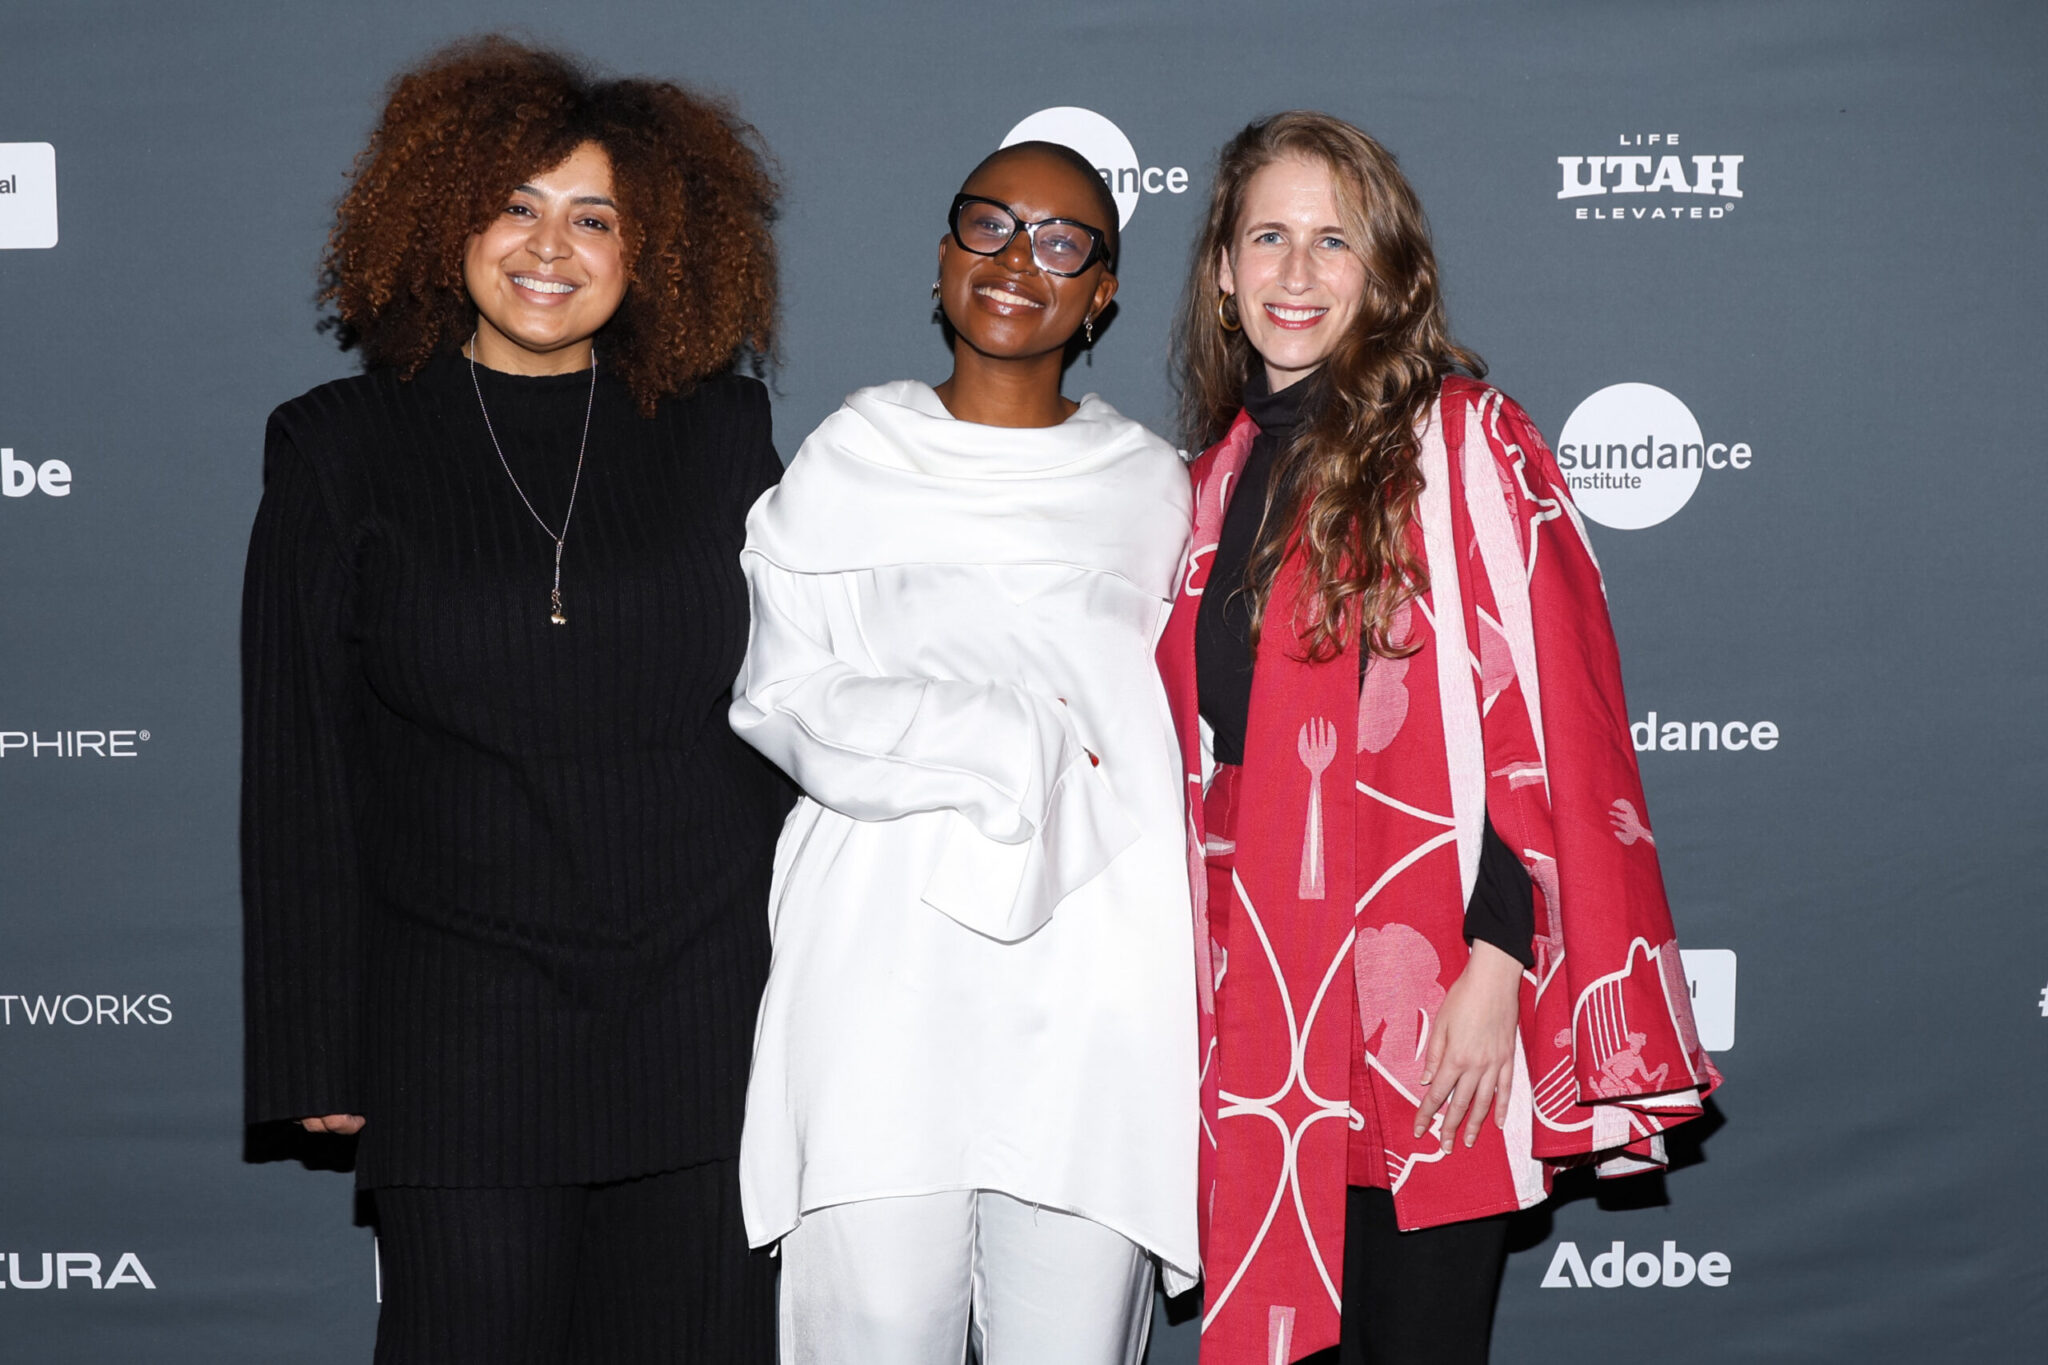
1297,717,1336,899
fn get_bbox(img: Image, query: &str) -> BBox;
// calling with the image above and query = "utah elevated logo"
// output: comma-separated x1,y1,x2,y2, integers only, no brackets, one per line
1557,134,1742,223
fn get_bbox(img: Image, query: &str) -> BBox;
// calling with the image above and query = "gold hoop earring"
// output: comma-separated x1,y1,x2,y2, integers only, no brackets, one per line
1216,290,1241,333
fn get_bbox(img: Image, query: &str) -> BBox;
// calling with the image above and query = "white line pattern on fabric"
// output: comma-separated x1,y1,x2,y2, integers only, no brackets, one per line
1353,780,1456,827
1353,830,1459,914
1206,865,1355,1325
1466,393,1552,802
1416,399,1486,909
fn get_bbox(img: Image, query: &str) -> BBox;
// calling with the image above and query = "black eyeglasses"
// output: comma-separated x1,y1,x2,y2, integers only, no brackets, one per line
948,194,1113,277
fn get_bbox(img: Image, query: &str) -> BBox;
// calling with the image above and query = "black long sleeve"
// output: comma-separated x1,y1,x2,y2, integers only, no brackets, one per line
241,354,791,1187
1193,375,1534,967
1467,820,1535,969
241,426,366,1122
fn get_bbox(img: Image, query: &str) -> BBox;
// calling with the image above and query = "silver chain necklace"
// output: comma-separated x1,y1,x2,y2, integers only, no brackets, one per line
468,335,598,626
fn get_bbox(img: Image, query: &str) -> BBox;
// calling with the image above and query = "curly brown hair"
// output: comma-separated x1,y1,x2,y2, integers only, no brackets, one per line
321,36,778,414
1175,112,1484,663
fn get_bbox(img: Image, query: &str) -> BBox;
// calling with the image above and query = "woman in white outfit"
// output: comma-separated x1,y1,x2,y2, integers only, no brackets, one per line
729,141,1198,1363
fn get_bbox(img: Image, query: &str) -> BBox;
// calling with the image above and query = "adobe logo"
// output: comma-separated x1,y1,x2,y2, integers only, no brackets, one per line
3,448,71,498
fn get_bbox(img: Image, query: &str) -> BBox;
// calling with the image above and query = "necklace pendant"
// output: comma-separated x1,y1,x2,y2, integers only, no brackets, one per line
549,588,567,626
549,608,568,626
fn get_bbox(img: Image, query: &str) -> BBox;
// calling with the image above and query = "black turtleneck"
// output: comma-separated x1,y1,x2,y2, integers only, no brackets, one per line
1193,373,1535,967
1195,371,1309,767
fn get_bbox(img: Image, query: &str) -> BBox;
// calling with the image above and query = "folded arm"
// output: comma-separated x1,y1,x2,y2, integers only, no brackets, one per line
729,555,1136,939
729,554,1093,843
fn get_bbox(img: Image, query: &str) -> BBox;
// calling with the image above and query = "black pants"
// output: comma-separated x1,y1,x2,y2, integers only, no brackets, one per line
1300,1186,1510,1365
371,1158,774,1365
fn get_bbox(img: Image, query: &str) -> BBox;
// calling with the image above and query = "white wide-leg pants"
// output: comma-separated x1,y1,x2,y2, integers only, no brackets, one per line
777,1190,1154,1365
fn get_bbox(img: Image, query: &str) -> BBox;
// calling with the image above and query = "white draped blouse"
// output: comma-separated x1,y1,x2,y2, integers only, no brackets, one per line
730,380,1199,1291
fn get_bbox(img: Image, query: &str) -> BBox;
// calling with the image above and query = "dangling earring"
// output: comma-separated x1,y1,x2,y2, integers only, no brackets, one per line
1083,315,1095,346
1216,290,1242,333
930,281,941,300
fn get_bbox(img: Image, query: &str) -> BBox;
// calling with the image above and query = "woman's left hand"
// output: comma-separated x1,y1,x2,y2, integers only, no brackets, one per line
1413,938,1524,1151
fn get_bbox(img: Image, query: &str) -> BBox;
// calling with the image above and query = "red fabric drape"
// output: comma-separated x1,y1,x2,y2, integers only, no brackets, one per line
1158,378,1721,1364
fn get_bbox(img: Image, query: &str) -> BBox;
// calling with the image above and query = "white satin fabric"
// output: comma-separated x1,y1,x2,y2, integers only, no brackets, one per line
777,1190,1154,1365
730,381,1199,1294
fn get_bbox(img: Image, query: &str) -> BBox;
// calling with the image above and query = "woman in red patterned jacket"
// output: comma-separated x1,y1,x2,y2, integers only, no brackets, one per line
1158,111,1721,1364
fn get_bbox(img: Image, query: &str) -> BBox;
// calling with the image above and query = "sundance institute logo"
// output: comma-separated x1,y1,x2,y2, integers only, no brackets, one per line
1555,383,1753,530
1000,108,1188,229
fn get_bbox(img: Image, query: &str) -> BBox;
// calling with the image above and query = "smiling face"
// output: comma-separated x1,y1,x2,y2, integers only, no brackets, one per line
937,147,1117,366
463,141,629,375
1217,153,1369,392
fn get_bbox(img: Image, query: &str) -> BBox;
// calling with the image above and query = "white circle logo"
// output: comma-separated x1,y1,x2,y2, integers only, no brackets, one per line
1001,107,1141,227
1557,382,1730,530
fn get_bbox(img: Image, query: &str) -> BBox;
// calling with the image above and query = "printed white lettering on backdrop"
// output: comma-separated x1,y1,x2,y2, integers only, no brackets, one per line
0,730,150,757
1555,383,1753,529
3,447,73,497
1629,713,1780,754
1556,133,1744,223
1542,1240,1730,1288
1000,108,1187,229
0,995,175,1026
0,1253,155,1290
0,142,59,249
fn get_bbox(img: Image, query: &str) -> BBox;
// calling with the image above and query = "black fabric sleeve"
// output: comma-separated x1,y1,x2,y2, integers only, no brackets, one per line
731,377,803,818
737,374,784,498
240,417,365,1125
1464,814,1536,969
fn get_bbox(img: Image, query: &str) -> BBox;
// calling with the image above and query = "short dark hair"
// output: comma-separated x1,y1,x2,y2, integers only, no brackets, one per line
961,139,1119,273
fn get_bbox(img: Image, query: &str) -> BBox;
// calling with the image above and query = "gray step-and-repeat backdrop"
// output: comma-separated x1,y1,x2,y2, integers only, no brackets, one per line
4,2,2043,1360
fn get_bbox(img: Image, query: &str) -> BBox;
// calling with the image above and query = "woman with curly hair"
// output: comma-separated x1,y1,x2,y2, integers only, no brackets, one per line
241,37,786,1362
1158,112,1720,1363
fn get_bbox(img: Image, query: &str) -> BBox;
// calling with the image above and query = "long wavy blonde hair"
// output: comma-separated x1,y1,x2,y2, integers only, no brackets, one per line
1174,112,1484,662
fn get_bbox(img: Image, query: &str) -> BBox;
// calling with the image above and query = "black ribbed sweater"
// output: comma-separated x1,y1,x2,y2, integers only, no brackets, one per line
241,351,791,1188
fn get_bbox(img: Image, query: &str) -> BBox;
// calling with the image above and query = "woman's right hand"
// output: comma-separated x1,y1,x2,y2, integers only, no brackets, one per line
299,1113,365,1135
